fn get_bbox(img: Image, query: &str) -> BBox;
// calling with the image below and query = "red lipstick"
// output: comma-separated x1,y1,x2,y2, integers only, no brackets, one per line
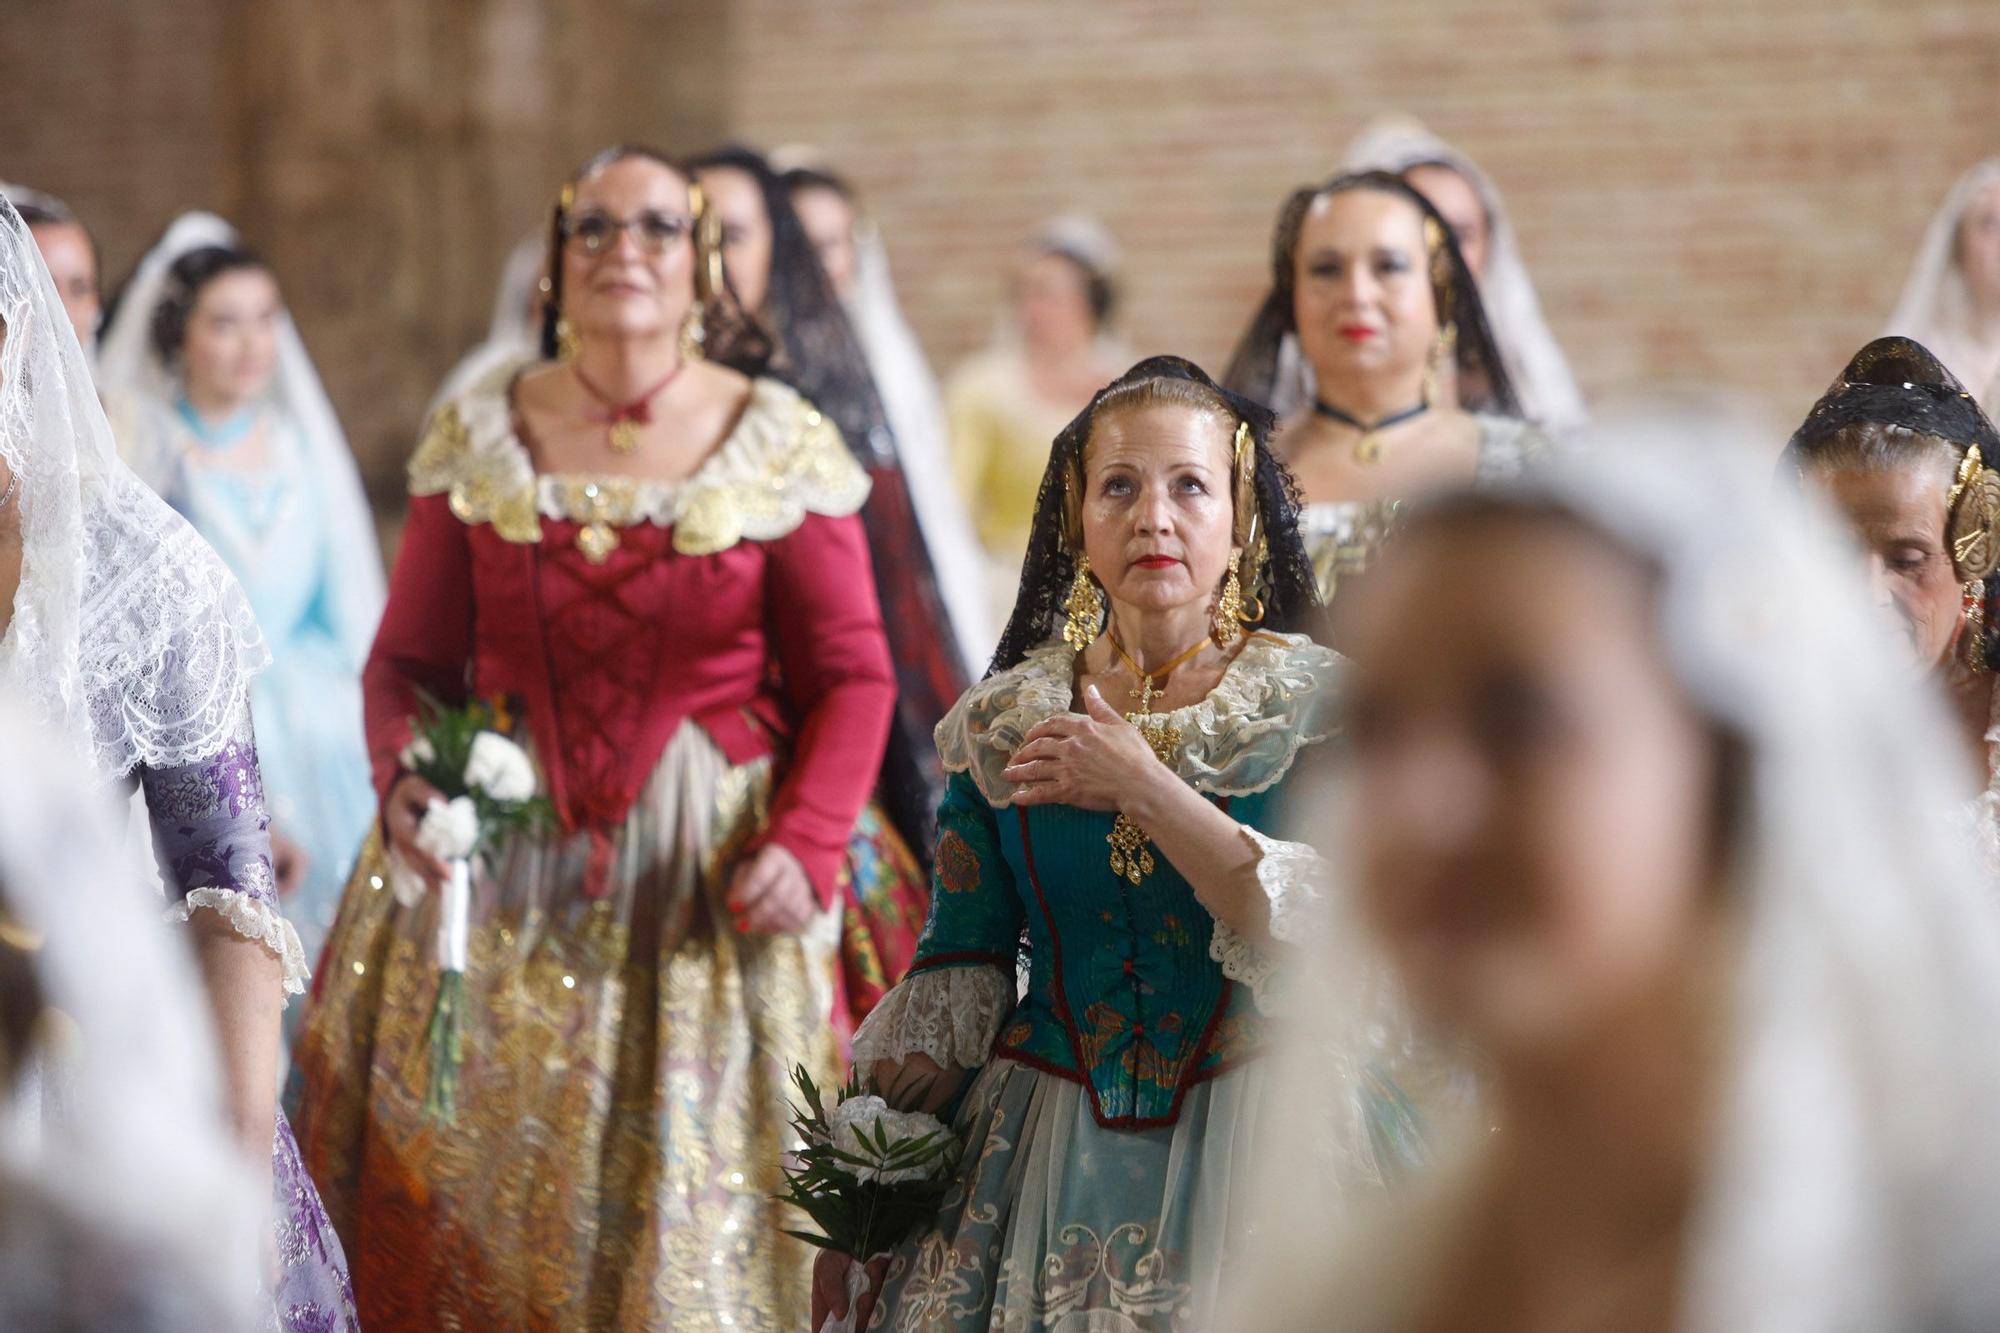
1132,555,1179,569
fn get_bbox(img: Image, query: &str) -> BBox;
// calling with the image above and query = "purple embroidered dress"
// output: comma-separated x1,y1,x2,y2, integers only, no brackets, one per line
0,192,356,1332
139,706,359,1332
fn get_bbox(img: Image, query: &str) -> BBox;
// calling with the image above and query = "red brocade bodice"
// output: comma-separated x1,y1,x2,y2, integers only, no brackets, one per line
362,373,897,900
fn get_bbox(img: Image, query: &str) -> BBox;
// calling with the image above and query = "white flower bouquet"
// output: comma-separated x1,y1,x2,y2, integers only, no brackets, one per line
394,694,550,1120
779,1065,960,1332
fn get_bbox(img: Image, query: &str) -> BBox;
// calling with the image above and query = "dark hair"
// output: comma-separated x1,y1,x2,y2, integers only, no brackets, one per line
540,143,771,374
687,144,896,464
13,199,75,229
990,354,1326,675
692,145,971,876
1033,242,1117,329
1222,169,1518,418
779,165,856,203
1785,335,2000,669
1400,157,1496,233
148,244,271,365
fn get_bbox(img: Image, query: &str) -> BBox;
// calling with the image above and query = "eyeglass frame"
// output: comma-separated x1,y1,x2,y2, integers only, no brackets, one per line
559,209,697,257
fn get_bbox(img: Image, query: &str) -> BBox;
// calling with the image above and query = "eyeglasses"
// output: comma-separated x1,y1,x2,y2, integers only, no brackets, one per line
562,210,694,257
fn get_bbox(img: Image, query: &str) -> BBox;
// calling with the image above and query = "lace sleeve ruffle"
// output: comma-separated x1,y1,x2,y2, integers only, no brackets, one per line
1210,824,1329,1015
850,964,1015,1073
166,888,310,997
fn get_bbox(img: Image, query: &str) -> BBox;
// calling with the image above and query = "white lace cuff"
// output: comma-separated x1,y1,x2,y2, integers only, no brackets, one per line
1209,825,1330,1015
167,888,310,1001
851,964,1014,1073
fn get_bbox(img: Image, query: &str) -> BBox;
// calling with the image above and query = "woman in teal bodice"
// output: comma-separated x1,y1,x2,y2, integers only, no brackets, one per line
817,356,1359,1331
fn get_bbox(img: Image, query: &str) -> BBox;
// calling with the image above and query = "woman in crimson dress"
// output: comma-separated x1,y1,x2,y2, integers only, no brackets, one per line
293,143,915,1331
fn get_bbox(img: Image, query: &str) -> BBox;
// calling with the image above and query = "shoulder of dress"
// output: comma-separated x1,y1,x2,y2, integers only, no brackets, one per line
1474,413,1555,477
669,378,871,556
407,363,542,542
1178,631,1343,796
934,640,1073,803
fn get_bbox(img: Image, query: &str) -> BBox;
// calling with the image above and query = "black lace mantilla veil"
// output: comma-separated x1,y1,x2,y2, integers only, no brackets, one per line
1787,335,2000,668
989,355,1326,675
1222,169,1521,419
688,144,968,867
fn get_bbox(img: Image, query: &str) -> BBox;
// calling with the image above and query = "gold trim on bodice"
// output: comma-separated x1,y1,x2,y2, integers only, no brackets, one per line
409,364,871,563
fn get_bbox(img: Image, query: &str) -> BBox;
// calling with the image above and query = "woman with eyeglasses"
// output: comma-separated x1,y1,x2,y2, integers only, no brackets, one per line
291,143,905,1331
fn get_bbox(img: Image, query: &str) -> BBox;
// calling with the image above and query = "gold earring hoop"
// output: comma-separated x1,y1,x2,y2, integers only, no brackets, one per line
1063,553,1105,652
687,182,727,303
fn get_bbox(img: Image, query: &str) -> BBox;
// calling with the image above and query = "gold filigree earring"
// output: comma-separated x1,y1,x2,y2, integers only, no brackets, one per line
679,306,706,362
1063,554,1104,651
1211,549,1244,648
1963,580,1989,672
1422,321,1457,406
555,316,581,363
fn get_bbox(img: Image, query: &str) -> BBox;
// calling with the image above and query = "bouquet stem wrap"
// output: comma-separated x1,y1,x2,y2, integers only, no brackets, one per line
818,1255,880,1333
423,856,471,1121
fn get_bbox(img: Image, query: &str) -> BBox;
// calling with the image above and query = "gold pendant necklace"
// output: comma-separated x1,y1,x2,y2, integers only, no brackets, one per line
1102,632,1206,885
573,361,687,456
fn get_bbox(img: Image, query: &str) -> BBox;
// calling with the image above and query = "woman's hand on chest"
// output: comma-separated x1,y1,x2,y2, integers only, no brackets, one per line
1003,684,1174,812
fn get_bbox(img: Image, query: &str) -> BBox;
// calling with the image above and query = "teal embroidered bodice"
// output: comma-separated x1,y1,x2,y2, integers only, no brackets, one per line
906,631,1339,1128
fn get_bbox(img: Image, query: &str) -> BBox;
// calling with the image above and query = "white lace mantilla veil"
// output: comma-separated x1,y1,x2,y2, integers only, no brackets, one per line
1886,158,2000,410
1232,418,2000,1331
0,691,264,1329
0,196,267,779
96,209,385,670
847,218,992,671
1339,114,1589,438
427,231,544,418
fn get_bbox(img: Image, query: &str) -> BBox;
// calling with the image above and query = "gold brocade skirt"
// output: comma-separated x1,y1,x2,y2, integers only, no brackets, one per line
291,721,840,1332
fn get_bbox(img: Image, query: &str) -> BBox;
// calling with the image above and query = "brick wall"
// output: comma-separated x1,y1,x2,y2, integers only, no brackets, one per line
729,0,2000,441
7,0,1999,495
4,0,729,496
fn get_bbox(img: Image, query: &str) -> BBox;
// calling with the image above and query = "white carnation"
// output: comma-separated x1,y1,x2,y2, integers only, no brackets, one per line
464,731,537,803
398,735,437,770
414,795,480,863
824,1095,951,1185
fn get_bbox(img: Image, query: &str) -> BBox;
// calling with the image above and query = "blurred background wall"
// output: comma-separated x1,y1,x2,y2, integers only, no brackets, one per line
8,0,1999,501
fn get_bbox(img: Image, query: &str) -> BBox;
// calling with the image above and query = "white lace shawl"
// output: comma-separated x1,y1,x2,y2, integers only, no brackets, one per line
1235,436,2000,1330
0,693,266,1329
852,632,1339,1071
0,198,268,782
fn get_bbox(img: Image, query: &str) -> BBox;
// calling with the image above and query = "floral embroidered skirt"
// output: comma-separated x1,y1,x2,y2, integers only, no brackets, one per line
871,1058,1266,1332
292,719,923,1331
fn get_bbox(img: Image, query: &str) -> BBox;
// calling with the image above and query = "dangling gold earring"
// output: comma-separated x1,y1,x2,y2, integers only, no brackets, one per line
1422,321,1457,407
1063,554,1104,651
1963,580,1988,672
1211,549,1245,648
555,316,581,363
679,305,707,362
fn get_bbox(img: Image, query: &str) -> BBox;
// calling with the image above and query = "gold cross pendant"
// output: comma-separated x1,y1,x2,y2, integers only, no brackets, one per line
1129,671,1158,712
608,419,640,454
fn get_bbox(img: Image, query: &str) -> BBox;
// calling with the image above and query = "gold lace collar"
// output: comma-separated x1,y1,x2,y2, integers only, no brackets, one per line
936,631,1342,806
408,361,870,562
